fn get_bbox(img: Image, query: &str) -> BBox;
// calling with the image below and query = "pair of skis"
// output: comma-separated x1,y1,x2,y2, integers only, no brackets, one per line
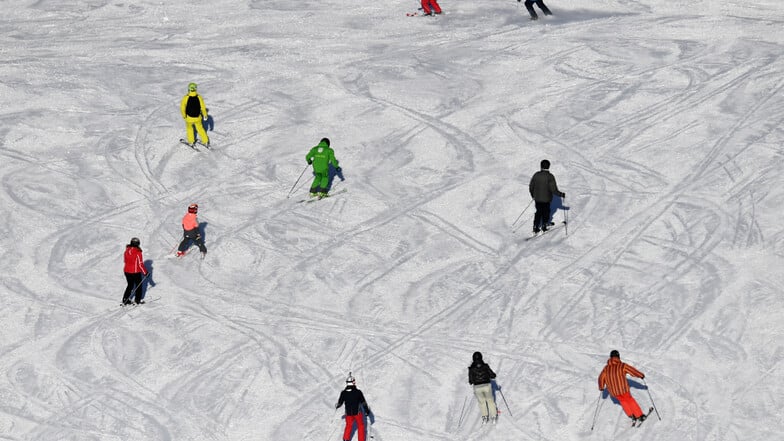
179,139,211,151
176,250,206,260
521,221,567,240
297,188,348,203
632,407,655,428
120,296,160,308
406,7,442,17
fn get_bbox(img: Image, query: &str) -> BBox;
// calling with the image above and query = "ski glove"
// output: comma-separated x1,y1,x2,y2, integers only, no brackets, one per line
560,192,566,199
307,160,313,165
335,402,340,409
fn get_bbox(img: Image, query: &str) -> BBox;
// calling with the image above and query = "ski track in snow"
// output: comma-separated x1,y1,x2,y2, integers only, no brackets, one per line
1,1,784,440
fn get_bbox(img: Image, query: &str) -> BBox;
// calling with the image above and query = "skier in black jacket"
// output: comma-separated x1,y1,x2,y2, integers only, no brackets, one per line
468,352,498,424
336,373,371,441
529,159,565,235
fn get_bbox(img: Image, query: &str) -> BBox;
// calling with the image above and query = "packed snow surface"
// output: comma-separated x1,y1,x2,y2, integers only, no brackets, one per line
1,0,783,440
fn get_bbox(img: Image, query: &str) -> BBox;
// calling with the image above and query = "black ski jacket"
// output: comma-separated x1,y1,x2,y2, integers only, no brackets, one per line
336,386,369,416
529,169,564,203
468,361,496,385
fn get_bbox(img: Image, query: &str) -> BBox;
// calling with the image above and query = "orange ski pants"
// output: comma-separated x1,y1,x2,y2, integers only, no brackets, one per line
615,392,643,418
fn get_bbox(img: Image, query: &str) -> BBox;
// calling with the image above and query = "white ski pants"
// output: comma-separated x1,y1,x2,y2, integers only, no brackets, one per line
473,383,497,417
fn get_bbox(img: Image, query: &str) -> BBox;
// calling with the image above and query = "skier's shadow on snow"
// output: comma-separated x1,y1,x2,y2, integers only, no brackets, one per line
491,379,502,402
317,164,345,193
491,379,510,416
199,222,208,243
549,195,570,223
628,379,647,391
141,259,157,301
192,113,214,139
344,405,374,440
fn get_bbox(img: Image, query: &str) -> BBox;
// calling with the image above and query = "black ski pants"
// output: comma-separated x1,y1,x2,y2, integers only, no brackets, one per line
533,201,551,231
178,228,207,254
123,272,144,303
525,0,552,18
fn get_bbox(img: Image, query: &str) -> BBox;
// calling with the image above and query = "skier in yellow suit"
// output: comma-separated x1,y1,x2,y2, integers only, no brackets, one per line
180,82,209,146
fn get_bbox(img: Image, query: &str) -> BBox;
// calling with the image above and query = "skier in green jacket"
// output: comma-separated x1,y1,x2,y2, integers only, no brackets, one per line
306,138,341,198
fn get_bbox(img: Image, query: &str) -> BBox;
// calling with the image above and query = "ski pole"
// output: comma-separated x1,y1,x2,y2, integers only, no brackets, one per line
564,207,568,236
126,274,149,304
287,164,310,198
456,394,469,429
325,407,339,441
511,199,534,228
642,379,661,420
498,388,513,417
131,274,149,296
590,390,604,431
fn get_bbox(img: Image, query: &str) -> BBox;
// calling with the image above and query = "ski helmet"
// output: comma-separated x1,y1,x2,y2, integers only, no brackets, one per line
610,350,620,358
345,372,356,385
130,237,140,247
540,159,550,170
472,351,483,362
188,203,198,213
188,82,197,92
320,137,330,147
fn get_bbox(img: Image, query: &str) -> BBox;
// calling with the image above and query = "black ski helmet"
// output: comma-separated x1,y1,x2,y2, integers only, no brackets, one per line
610,350,620,358
321,137,330,147
472,351,483,362
540,159,551,170
130,237,140,247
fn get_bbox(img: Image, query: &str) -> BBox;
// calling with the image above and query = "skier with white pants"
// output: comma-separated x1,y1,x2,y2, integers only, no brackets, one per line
468,351,498,423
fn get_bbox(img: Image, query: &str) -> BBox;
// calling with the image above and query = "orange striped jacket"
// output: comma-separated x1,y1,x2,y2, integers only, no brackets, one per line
598,357,644,397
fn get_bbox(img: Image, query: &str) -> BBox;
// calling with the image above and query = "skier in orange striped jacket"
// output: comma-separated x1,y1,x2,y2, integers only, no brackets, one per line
597,350,646,422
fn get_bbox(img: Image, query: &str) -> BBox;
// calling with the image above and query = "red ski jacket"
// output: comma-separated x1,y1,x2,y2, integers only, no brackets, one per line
124,245,148,275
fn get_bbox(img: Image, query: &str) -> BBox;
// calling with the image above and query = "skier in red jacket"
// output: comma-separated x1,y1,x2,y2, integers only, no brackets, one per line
123,237,148,305
598,350,647,423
